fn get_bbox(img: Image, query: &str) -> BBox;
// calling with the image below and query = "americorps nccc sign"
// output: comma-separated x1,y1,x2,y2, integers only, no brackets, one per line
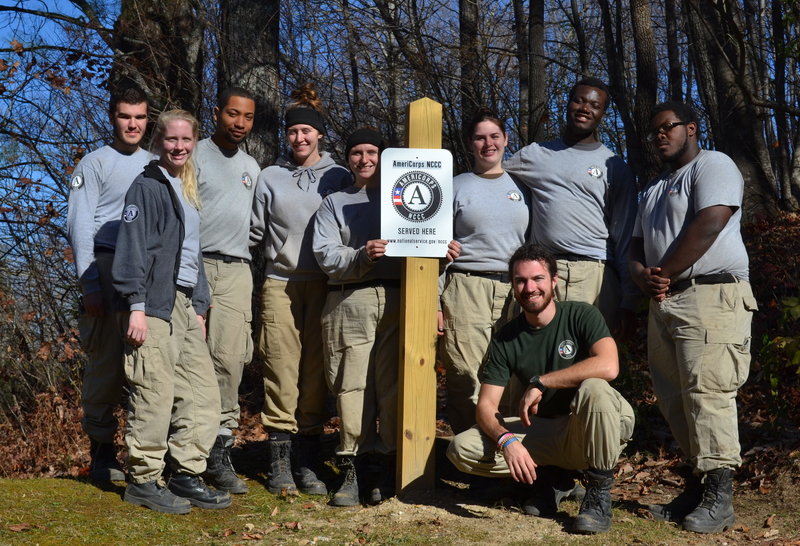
381,148,453,257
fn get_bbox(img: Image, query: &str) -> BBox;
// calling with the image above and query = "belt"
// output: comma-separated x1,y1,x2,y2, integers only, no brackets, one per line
203,252,250,264
554,253,606,264
176,285,193,299
669,273,738,294
336,278,401,291
449,269,510,283
93,245,115,254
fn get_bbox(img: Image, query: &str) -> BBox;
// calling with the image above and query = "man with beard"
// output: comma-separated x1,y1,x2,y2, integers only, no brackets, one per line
504,78,637,335
194,87,260,494
447,243,634,534
629,102,757,534
67,81,151,481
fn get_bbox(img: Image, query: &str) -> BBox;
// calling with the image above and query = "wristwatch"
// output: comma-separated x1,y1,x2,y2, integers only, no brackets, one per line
529,375,547,392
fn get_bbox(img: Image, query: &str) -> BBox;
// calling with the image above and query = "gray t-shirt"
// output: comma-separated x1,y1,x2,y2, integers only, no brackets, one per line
504,138,638,308
313,185,401,284
66,145,153,294
194,138,261,259
451,171,530,273
162,167,202,289
633,149,749,282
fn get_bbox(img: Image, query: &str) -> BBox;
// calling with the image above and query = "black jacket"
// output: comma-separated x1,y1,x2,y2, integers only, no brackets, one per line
112,161,210,321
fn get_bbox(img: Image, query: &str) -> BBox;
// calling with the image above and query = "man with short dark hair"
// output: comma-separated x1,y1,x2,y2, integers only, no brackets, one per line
504,77,637,333
447,242,634,534
66,82,151,481
629,101,757,534
194,87,260,494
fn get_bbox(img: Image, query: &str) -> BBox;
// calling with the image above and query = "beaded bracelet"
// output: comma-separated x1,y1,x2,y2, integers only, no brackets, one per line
500,436,519,449
496,432,514,449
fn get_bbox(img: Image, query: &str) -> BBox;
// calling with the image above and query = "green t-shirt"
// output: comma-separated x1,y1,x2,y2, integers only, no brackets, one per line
479,301,610,417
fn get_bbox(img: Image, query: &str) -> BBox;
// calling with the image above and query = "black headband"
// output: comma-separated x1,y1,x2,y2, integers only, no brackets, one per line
285,107,326,134
345,128,385,156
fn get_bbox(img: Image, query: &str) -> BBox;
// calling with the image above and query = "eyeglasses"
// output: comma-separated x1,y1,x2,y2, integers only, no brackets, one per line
646,121,689,142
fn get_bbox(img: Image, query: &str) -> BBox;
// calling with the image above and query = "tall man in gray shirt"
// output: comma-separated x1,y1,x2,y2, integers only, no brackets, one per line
66,82,151,481
504,77,637,335
630,102,757,534
195,87,260,494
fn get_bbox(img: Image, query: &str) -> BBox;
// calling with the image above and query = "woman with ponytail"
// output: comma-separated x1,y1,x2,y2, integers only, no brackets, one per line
250,83,352,496
440,108,530,435
113,110,230,514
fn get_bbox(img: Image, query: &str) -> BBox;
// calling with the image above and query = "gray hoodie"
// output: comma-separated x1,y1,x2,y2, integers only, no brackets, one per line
250,151,352,281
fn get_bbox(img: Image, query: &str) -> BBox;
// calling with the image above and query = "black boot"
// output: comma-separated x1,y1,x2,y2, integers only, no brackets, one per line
167,473,232,509
331,455,360,507
367,452,396,505
292,435,327,495
124,480,192,514
682,468,735,533
522,466,583,517
89,439,125,482
267,433,297,494
647,472,702,522
204,434,248,494
573,468,615,534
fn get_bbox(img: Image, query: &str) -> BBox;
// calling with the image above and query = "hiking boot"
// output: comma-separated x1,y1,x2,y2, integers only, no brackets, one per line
573,468,615,534
89,439,125,482
682,468,736,533
366,452,396,505
124,480,192,514
292,434,327,495
267,433,297,494
204,434,248,494
647,472,702,522
522,466,583,517
331,456,359,507
167,473,232,509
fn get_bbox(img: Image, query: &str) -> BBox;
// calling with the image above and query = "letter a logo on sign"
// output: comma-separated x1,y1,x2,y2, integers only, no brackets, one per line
408,185,427,205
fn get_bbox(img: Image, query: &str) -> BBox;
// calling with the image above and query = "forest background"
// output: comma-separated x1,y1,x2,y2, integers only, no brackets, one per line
0,1,799,541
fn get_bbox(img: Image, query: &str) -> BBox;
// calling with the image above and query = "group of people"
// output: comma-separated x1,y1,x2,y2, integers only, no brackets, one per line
66,76,756,536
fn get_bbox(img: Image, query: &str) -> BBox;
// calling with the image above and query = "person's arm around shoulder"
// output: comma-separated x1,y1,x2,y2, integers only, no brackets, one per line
476,383,538,485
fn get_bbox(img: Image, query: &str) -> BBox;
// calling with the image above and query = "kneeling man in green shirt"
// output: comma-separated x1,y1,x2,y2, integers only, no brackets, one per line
447,242,634,534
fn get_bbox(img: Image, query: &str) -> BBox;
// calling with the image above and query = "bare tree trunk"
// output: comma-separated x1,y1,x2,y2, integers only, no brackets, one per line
664,0,683,101
684,0,781,218
512,0,529,143
459,0,481,137
630,0,659,181
529,0,546,143
218,0,280,167
112,0,204,113
568,0,588,74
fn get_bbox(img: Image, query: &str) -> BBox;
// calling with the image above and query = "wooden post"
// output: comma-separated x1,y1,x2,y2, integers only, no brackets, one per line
397,98,442,492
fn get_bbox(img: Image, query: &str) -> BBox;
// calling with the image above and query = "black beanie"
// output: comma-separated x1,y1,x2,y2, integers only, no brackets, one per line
345,128,385,157
285,107,326,134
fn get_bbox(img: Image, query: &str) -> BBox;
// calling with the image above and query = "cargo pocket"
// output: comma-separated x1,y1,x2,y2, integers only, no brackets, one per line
699,328,751,392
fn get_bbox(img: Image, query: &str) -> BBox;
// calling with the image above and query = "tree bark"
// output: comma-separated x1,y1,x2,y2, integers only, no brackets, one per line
629,0,659,182
218,0,280,166
111,0,204,113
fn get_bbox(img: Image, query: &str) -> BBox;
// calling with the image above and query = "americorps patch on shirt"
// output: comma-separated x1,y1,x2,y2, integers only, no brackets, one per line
122,204,140,222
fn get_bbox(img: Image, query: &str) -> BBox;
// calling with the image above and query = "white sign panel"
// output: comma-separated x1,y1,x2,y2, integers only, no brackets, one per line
381,148,453,257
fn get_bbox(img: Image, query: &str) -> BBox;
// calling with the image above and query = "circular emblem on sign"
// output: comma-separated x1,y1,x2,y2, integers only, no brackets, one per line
391,170,442,222
241,173,253,188
122,204,140,223
506,190,522,201
558,339,576,359
70,174,84,189
587,166,602,178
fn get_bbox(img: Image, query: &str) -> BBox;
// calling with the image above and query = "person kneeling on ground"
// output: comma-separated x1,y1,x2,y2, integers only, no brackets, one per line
447,242,634,534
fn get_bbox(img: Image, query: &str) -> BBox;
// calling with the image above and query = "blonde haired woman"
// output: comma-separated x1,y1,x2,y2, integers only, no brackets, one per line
113,110,229,514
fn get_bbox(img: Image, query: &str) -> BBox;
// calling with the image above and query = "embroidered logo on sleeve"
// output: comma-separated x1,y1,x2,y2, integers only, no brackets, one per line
70,174,84,189
242,173,253,188
122,204,140,222
587,166,602,178
506,190,522,201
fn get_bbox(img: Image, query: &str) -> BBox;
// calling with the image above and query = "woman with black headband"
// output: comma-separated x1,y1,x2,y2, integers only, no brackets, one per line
312,127,401,506
250,83,352,497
